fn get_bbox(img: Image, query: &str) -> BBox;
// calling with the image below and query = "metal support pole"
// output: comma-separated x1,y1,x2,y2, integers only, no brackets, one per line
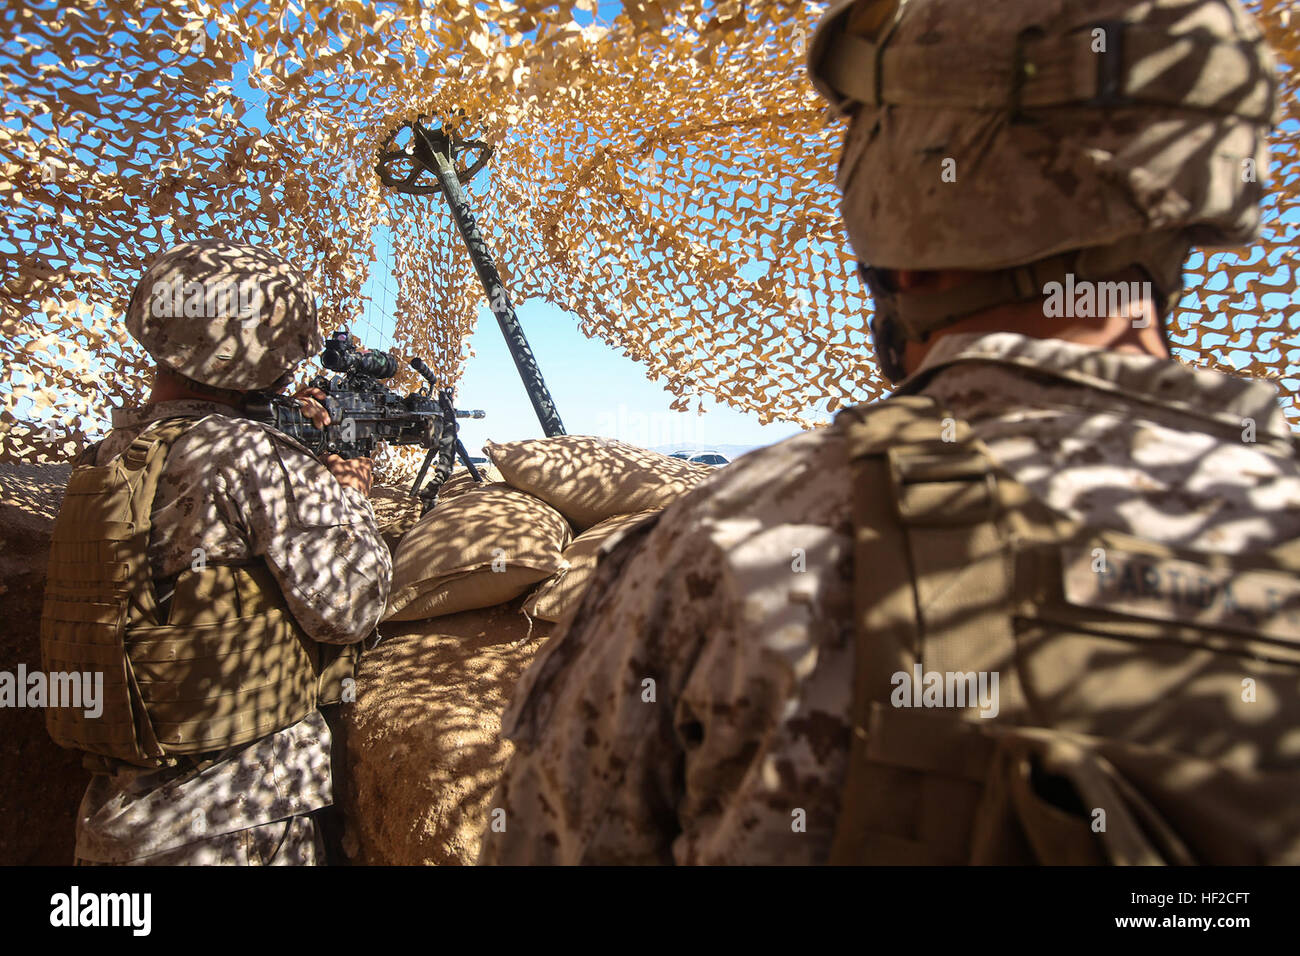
377,119,566,437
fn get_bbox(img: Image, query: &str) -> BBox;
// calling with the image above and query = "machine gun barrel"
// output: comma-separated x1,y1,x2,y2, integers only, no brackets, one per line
410,356,485,421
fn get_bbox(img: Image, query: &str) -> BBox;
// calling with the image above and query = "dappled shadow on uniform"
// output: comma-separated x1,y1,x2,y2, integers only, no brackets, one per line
335,600,553,865
40,412,393,765
844,401,1300,864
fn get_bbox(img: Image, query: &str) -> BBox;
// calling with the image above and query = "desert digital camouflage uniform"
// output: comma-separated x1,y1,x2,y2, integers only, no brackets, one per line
481,0,1288,865
42,237,392,865
481,331,1300,864
72,398,391,865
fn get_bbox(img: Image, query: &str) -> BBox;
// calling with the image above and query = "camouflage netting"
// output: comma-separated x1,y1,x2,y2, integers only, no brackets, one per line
2,0,1298,471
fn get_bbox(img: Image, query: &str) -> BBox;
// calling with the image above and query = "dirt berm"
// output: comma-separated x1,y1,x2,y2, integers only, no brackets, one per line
0,462,84,865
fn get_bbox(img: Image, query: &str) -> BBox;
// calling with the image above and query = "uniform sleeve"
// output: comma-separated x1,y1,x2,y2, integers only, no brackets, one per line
478,433,854,866
190,420,391,644
477,518,685,865
479,496,805,865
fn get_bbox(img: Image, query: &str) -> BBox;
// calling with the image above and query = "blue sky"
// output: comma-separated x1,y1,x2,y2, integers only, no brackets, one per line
390,298,806,456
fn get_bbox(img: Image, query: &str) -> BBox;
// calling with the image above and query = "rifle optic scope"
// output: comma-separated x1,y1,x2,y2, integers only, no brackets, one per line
322,329,398,380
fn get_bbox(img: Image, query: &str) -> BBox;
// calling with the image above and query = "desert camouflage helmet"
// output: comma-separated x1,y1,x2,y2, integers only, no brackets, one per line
125,239,324,391
807,0,1279,355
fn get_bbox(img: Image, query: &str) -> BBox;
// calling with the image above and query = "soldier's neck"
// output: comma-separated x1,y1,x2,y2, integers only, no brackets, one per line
903,299,1170,376
147,369,246,410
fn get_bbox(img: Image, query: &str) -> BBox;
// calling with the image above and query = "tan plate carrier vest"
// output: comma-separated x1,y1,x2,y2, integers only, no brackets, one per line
830,396,1300,864
41,417,360,769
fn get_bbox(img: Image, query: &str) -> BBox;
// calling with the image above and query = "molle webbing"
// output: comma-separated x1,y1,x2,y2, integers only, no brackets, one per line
42,419,195,763
830,397,1030,863
41,417,354,768
128,566,319,754
829,396,1300,865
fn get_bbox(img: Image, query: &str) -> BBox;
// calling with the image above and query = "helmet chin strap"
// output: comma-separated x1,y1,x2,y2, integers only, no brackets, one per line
862,232,1192,382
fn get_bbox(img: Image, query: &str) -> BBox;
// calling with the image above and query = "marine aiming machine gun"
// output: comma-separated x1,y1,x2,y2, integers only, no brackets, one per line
247,329,485,515
247,115,568,515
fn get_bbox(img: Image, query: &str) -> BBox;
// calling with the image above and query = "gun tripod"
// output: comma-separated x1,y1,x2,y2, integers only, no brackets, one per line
409,356,484,515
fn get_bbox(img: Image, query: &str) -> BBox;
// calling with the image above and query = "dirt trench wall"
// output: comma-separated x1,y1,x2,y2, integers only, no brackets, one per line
0,463,86,865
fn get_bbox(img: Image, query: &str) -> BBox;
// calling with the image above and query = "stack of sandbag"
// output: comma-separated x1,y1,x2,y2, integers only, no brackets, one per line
375,437,713,624
339,437,713,864
340,479,572,864
384,481,572,622
483,435,711,530
485,435,713,623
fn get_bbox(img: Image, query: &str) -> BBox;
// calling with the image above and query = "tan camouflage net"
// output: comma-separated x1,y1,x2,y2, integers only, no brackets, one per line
2,0,1298,469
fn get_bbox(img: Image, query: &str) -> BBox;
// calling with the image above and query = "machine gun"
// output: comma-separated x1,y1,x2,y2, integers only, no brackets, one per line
246,329,485,514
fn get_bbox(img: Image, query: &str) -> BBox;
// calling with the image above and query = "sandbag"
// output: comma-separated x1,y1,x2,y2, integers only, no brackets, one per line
484,436,711,531
522,510,660,623
384,482,571,622
369,469,503,555
336,600,553,865
437,464,503,502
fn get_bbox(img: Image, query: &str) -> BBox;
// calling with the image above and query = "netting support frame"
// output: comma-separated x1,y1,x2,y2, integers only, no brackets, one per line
378,119,567,438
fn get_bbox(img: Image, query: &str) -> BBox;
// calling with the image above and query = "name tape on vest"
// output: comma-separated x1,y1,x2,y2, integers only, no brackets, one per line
1062,545,1300,643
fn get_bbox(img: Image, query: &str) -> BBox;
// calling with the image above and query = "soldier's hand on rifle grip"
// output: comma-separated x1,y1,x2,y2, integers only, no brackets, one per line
293,386,331,429
324,454,372,496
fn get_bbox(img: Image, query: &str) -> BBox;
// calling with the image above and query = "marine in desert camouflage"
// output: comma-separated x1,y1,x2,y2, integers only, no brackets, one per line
41,239,391,865
481,0,1300,864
